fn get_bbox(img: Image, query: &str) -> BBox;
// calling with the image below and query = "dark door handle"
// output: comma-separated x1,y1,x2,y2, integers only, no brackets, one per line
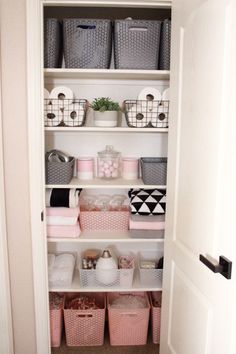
199,254,232,279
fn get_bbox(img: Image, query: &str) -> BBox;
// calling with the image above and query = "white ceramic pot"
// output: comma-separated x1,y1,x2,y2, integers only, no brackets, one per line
94,111,118,127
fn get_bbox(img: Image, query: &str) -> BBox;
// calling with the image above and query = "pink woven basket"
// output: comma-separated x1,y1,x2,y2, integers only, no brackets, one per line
80,210,129,231
107,292,150,346
150,291,162,344
64,292,105,346
49,293,65,347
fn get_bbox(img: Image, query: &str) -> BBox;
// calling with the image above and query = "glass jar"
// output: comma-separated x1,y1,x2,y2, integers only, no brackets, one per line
97,145,121,179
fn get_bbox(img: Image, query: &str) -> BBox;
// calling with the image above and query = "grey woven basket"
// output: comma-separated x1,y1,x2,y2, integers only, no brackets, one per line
140,157,167,185
159,19,171,70
114,20,161,70
63,18,112,68
46,157,75,184
44,18,63,68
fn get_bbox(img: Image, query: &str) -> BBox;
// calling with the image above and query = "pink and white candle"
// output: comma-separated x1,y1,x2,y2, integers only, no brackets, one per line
77,157,94,180
122,158,139,180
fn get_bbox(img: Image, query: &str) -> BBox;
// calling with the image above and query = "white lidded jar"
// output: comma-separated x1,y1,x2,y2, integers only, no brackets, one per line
97,145,121,179
96,249,118,285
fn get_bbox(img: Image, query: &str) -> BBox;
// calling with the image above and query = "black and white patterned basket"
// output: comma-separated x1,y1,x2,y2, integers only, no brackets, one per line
63,18,112,68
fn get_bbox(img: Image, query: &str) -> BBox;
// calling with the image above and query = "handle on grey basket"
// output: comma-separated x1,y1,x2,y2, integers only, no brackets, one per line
77,25,96,30
129,27,148,32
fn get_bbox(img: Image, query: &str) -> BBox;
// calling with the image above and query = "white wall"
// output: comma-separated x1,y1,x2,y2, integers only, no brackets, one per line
0,0,37,353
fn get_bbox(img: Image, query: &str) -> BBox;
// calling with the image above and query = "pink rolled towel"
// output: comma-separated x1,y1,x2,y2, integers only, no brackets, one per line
46,207,80,226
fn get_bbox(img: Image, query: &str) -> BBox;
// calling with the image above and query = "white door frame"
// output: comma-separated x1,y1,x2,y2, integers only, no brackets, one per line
26,1,172,353
26,0,51,353
0,56,14,354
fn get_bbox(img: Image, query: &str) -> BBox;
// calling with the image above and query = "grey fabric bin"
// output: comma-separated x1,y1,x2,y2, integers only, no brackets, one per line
159,19,171,70
46,157,75,185
44,18,63,68
114,20,161,70
141,157,167,185
63,18,112,68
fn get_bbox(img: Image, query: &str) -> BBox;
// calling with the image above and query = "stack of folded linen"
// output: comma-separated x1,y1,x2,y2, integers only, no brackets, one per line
46,188,81,238
48,253,75,288
129,214,165,239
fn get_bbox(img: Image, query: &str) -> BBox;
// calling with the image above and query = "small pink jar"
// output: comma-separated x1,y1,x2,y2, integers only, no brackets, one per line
122,158,139,180
77,157,94,180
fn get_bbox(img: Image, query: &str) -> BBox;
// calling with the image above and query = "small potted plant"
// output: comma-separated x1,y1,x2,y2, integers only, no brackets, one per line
91,97,120,127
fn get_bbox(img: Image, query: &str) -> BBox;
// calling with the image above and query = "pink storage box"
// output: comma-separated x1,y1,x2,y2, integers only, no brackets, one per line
49,293,65,347
80,210,129,231
64,293,105,346
107,292,150,346
150,291,162,344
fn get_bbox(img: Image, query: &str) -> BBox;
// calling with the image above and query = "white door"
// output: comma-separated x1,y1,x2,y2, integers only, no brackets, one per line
161,1,236,354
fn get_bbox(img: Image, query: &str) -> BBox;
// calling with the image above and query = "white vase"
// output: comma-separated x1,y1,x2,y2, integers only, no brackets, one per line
96,249,118,285
94,111,118,127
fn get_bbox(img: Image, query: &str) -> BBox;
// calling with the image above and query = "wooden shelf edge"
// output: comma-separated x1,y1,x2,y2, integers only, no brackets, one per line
44,68,170,80
45,177,167,189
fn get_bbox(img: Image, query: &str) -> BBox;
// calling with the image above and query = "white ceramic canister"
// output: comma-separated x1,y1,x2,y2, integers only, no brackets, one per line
96,249,118,285
94,111,118,127
77,157,94,180
122,157,139,180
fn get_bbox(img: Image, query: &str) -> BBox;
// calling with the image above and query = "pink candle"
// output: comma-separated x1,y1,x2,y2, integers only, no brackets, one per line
77,157,94,180
122,158,139,180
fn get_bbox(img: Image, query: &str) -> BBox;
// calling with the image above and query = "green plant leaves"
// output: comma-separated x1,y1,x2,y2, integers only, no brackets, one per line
91,97,120,111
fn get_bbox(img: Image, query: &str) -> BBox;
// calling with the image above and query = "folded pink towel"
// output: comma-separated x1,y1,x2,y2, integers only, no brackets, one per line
129,214,165,230
47,222,81,238
46,206,80,217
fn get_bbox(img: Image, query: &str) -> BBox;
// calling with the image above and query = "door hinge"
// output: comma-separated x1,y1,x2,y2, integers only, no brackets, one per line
41,211,44,222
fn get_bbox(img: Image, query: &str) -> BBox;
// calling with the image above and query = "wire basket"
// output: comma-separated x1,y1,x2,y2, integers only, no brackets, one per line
124,100,169,128
63,18,112,69
114,20,161,70
44,18,63,68
44,99,87,127
140,157,167,185
64,292,106,346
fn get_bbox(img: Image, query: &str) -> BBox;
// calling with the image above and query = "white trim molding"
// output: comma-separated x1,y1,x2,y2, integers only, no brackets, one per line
26,0,51,353
0,57,14,354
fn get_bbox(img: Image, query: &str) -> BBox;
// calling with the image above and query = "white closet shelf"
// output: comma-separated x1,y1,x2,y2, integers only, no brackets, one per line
44,68,170,80
49,269,163,293
45,177,166,189
47,230,165,243
45,126,168,133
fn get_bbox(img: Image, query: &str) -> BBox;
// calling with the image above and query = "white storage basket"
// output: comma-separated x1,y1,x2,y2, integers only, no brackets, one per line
138,250,163,287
